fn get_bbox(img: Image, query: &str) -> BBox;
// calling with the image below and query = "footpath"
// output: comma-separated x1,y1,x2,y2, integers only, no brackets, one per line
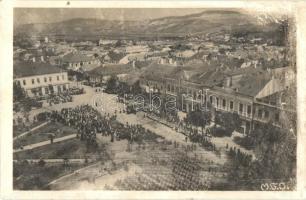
13,134,77,153
13,121,50,141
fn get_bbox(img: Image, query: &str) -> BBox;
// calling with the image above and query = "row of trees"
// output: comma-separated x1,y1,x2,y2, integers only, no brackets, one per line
185,109,242,137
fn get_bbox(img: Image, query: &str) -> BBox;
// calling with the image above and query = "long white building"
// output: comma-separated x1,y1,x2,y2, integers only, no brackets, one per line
14,62,70,97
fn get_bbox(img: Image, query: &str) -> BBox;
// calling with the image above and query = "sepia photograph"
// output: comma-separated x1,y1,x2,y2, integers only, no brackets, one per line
6,3,300,194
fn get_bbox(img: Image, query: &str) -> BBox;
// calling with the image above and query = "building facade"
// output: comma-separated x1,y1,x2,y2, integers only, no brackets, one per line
61,52,101,71
14,62,70,97
139,64,296,135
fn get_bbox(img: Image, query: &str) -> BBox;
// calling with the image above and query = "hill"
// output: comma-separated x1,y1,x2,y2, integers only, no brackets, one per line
14,9,286,40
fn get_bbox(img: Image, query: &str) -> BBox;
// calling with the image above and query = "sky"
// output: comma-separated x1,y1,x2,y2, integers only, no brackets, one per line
14,8,209,25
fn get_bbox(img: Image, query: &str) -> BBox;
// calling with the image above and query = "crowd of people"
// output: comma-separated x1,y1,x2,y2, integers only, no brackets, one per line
50,105,113,148
49,105,160,149
228,146,253,167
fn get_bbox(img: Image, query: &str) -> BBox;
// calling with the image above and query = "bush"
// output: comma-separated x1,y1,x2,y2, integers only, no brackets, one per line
186,110,211,128
215,111,241,134
38,159,46,167
36,112,50,122
233,136,255,150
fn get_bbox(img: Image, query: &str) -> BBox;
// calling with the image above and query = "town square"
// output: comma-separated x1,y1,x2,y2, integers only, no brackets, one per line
12,7,296,191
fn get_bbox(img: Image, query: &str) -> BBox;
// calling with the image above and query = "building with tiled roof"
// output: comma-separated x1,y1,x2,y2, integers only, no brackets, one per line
14,61,69,97
61,52,101,71
139,61,295,134
87,63,137,83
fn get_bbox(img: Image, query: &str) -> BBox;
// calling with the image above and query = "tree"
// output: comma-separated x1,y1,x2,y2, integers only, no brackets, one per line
226,123,296,190
38,159,46,167
131,80,142,95
48,133,55,144
215,112,241,135
252,123,296,180
105,75,119,93
186,110,211,129
13,81,26,102
115,40,123,48
93,53,99,58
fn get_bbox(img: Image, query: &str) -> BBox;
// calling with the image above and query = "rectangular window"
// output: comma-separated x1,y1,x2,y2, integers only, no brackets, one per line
247,105,251,115
222,99,226,108
264,111,269,118
239,103,243,113
44,77,47,82
49,77,52,82
230,101,234,110
216,97,219,107
23,80,26,85
32,79,35,84
63,85,67,91
37,78,40,83
275,113,280,122
258,109,263,118
57,76,60,81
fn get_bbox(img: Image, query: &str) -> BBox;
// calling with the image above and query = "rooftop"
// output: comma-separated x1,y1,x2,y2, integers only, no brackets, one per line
62,52,96,63
140,62,178,82
233,72,271,96
14,62,65,78
87,64,136,77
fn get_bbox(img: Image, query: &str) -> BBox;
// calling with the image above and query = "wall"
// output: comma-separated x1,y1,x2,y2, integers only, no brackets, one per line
15,72,69,97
